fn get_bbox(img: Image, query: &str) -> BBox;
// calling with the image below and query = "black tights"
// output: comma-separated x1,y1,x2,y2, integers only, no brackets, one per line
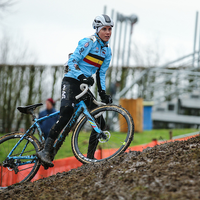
48,105,74,140
48,77,98,141
48,101,98,141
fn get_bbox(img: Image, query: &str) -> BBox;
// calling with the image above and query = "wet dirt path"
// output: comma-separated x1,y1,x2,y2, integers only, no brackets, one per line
1,136,200,200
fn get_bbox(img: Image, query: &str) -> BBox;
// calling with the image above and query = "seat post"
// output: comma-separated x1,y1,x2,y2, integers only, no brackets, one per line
29,109,36,121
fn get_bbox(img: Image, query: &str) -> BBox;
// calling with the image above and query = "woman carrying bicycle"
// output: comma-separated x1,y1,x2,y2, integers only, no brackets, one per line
37,14,114,167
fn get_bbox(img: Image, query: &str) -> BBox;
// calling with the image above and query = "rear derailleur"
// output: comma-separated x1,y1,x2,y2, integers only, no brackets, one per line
3,158,19,174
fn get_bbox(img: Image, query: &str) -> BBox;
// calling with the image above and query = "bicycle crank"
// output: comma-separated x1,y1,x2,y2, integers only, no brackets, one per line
98,131,111,143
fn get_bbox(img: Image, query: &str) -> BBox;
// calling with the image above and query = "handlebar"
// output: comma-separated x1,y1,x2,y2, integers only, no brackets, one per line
75,83,106,106
75,84,89,100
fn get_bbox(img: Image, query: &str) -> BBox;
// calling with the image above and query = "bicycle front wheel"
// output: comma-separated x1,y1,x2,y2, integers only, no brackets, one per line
0,132,41,187
71,104,134,164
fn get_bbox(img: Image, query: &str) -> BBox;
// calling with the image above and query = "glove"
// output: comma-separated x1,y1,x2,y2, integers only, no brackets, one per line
78,74,94,86
99,90,113,104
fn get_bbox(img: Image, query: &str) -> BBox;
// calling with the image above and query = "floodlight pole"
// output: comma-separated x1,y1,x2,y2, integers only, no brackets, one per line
109,9,114,47
103,5,107,14
198,18,200,68
127,14,138,67
193,11,198,67
111,11,118,70
126,24,133,67
116,13,124,78
122,18,128,67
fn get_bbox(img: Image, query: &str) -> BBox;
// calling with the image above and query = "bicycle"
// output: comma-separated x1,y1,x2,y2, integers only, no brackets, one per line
0,84,134,187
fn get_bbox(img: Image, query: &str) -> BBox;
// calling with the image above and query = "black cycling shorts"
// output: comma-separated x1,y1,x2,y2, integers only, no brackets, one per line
60,77,97,110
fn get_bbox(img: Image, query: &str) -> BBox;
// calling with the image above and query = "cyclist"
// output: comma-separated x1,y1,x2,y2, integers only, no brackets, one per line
37,14,114,167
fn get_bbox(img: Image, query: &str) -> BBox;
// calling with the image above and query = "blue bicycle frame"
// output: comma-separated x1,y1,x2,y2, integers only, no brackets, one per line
53,100,102,155
6,100,102,166
6,111,60,166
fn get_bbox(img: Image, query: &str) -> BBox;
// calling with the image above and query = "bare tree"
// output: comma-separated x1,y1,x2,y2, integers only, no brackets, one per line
131,38,164,67
0,33,38,132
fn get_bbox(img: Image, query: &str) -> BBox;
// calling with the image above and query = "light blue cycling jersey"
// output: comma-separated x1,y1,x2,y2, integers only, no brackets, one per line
64,33,112,92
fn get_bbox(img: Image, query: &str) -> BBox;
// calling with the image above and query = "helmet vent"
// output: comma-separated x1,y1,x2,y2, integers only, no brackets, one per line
95,20,102,23
102,14,111,23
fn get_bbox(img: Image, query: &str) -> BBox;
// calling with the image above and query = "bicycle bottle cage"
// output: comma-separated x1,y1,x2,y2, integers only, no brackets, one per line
17,103,43,114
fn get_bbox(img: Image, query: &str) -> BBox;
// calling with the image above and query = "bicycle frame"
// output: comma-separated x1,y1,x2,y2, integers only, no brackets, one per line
53,100,103,156
5,111,60,166
5,100,103,166
34,111,60,142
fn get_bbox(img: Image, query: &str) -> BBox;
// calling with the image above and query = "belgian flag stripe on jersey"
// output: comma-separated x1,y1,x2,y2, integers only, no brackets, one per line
84,55,103,66
87,53,105,61
83,53,105,68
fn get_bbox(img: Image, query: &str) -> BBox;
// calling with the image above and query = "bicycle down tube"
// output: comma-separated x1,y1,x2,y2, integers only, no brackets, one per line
54,100,103,154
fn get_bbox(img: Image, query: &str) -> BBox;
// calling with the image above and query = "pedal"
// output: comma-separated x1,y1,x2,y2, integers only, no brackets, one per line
43,164,49,170
39,160,54,169
39,161,49,169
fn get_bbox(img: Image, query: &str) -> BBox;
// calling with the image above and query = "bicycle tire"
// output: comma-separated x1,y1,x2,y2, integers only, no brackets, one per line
71,104,134,164
0,132,41,187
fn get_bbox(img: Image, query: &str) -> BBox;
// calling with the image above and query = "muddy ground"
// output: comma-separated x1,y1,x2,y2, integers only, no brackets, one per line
1,135,200,200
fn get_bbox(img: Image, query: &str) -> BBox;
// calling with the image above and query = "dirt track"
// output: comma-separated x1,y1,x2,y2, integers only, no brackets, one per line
1,135,200,200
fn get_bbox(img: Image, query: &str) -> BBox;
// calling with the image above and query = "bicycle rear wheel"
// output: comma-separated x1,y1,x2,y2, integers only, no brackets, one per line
71,104,134,164
0,132,41,187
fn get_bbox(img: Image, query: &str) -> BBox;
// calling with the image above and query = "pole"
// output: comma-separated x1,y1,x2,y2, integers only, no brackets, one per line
109,9,114,47
103,5,107,14
193,11,198,67
198,18,200,68
121,19,128,67
116,19,123,78
127,22,134,67
111,12,118,69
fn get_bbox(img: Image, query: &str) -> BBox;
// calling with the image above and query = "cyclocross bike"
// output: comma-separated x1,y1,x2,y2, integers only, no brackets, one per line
0,84,134,187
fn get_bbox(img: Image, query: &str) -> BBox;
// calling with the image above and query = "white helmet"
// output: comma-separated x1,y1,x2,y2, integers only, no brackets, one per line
92,14,114,29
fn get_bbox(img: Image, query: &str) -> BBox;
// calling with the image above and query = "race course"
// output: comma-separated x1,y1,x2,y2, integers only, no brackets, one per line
1,135,200,200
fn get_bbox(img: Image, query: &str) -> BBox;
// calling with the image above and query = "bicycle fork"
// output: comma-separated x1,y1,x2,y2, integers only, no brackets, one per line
81,103,108,141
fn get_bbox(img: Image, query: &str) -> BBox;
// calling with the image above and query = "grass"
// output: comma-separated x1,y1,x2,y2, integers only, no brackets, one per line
131,128,199,146
0,129,199,160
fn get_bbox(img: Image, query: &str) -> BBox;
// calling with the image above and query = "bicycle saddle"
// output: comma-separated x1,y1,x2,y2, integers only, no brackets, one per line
17,103,43,114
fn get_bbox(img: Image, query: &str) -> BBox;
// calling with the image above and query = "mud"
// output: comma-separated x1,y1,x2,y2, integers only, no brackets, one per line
1,135,200,200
